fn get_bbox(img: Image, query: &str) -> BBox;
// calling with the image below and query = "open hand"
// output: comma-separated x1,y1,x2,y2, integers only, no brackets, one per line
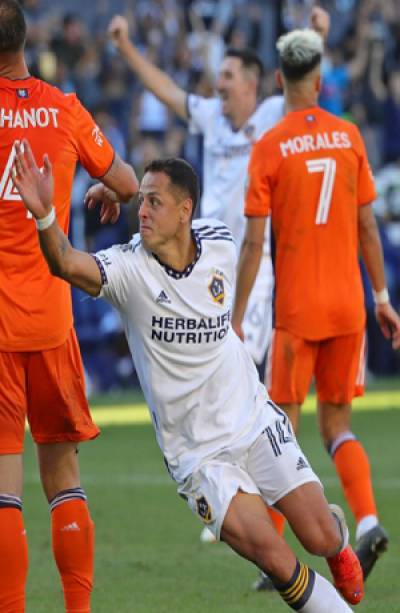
11,139,53,219
84,183,121,224
375,302,400,350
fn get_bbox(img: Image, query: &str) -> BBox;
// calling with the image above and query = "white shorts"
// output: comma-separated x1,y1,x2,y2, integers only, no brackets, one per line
178,413,320,539
242,253,274,365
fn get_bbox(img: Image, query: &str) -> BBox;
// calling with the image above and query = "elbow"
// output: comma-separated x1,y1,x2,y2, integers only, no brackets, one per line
47,259,67,280
242,238,264,257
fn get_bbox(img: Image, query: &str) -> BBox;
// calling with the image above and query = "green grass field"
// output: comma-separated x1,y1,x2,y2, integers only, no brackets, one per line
23,387,400,612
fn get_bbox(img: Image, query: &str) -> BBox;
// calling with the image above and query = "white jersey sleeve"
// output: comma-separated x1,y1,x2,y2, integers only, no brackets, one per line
94,235,142,309
187,94,220,135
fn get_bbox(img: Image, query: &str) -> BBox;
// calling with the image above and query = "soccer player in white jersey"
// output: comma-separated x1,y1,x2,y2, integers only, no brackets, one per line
14,141,365,612
106,8,330,557
105,7,328,371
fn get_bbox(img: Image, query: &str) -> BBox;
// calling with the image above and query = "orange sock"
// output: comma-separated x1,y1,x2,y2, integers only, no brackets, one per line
0,503,28,613
268,507,286,536
51,495,94,613
331,438,377,522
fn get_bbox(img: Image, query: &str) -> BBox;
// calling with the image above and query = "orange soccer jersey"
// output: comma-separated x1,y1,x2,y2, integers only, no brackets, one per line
0,76,114,351
245,106,377,341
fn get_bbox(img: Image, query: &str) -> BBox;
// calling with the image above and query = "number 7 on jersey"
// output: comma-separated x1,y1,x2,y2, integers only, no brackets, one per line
306,157,337,225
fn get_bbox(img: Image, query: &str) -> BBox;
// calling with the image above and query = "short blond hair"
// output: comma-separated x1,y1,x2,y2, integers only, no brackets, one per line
276,29,323,81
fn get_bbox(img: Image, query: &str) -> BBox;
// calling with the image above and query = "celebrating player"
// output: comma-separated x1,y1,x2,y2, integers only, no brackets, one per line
13,142,364,611
106,7,328,373
0,1,138,611
233,27,400,583
107,7,329,556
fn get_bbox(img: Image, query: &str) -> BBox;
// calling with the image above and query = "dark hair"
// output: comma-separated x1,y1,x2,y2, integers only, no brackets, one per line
144,158,199,218
224,47,265,81
0,0,26,53
279,53,321,82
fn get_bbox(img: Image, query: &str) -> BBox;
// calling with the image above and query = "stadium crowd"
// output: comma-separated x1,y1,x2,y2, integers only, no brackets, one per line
20,0,400,391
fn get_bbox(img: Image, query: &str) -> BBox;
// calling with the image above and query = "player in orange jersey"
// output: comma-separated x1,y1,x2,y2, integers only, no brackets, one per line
0,2,138,611
233,27,400,586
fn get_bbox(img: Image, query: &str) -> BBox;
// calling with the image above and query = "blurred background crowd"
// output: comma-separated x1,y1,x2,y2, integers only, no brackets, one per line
20,0,400,391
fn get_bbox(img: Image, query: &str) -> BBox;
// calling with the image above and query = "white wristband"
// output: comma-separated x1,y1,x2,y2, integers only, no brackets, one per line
35,207,56,231
372,287,389,305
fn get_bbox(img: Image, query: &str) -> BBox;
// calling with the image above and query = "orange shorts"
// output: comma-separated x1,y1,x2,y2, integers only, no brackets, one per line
266,328,366,405
0,328,99,454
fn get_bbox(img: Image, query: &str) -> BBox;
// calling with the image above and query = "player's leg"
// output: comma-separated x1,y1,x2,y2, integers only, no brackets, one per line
263,330,315,538
181,460,353,611
248,423,363,605
0,352,29,612
28,329,99,613
37,442,94,613
222,491,353,611
315,332,388,579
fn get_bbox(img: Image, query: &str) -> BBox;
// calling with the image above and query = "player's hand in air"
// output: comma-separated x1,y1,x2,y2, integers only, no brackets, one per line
309,6,330,41
84,183,121,224
375,303,400,350
12,139,54,219
108,15,130,49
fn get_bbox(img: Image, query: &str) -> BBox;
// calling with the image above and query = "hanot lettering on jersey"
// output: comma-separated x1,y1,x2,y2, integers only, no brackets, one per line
91,125,104,147
196,495,213,524
0,107,59,128
208,274,225,305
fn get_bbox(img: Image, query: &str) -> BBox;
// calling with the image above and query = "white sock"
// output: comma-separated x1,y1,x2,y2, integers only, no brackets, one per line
356,515,378,541
299,572,352,612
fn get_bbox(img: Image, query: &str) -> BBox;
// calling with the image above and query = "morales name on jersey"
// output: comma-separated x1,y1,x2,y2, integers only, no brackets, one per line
280,130,351,157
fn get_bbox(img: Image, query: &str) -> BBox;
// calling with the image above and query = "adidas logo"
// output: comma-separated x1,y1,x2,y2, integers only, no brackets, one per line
61,521,80,532
296,457,308,470
156,290,171,304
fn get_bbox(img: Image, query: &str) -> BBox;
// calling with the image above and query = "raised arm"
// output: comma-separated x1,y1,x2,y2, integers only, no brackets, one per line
358,203,400,349
108,15,188,121
232,216,266,339
12,140,102,297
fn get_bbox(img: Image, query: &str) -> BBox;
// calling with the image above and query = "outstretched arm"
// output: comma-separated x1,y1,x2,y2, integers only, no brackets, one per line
12,140,102,297
108,15,188,120
358,204,400,349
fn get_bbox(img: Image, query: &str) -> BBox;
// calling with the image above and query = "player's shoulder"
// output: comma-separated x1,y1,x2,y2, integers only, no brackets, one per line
188,94,220,115
192,218,235,244
257,95,285,119
36,79,80,107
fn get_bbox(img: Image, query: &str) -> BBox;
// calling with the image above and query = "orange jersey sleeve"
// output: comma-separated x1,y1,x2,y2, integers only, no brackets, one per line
0,77,114,351
245,107,375,340
68,94,115,178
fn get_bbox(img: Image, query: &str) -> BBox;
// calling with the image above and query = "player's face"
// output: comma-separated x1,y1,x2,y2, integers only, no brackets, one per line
217,57,253,119
138,171,184,252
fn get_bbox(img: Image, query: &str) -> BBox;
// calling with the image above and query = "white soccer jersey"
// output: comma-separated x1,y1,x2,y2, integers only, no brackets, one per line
95,220,274,483
187,94,284,248
187,94,285,362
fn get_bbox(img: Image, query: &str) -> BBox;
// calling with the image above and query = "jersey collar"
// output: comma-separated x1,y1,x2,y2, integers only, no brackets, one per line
152,230,202,279
0,75,34,88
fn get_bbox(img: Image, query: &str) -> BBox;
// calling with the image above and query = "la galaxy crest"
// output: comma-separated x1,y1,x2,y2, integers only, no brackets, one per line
196,495,213,524
208,270,225,305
